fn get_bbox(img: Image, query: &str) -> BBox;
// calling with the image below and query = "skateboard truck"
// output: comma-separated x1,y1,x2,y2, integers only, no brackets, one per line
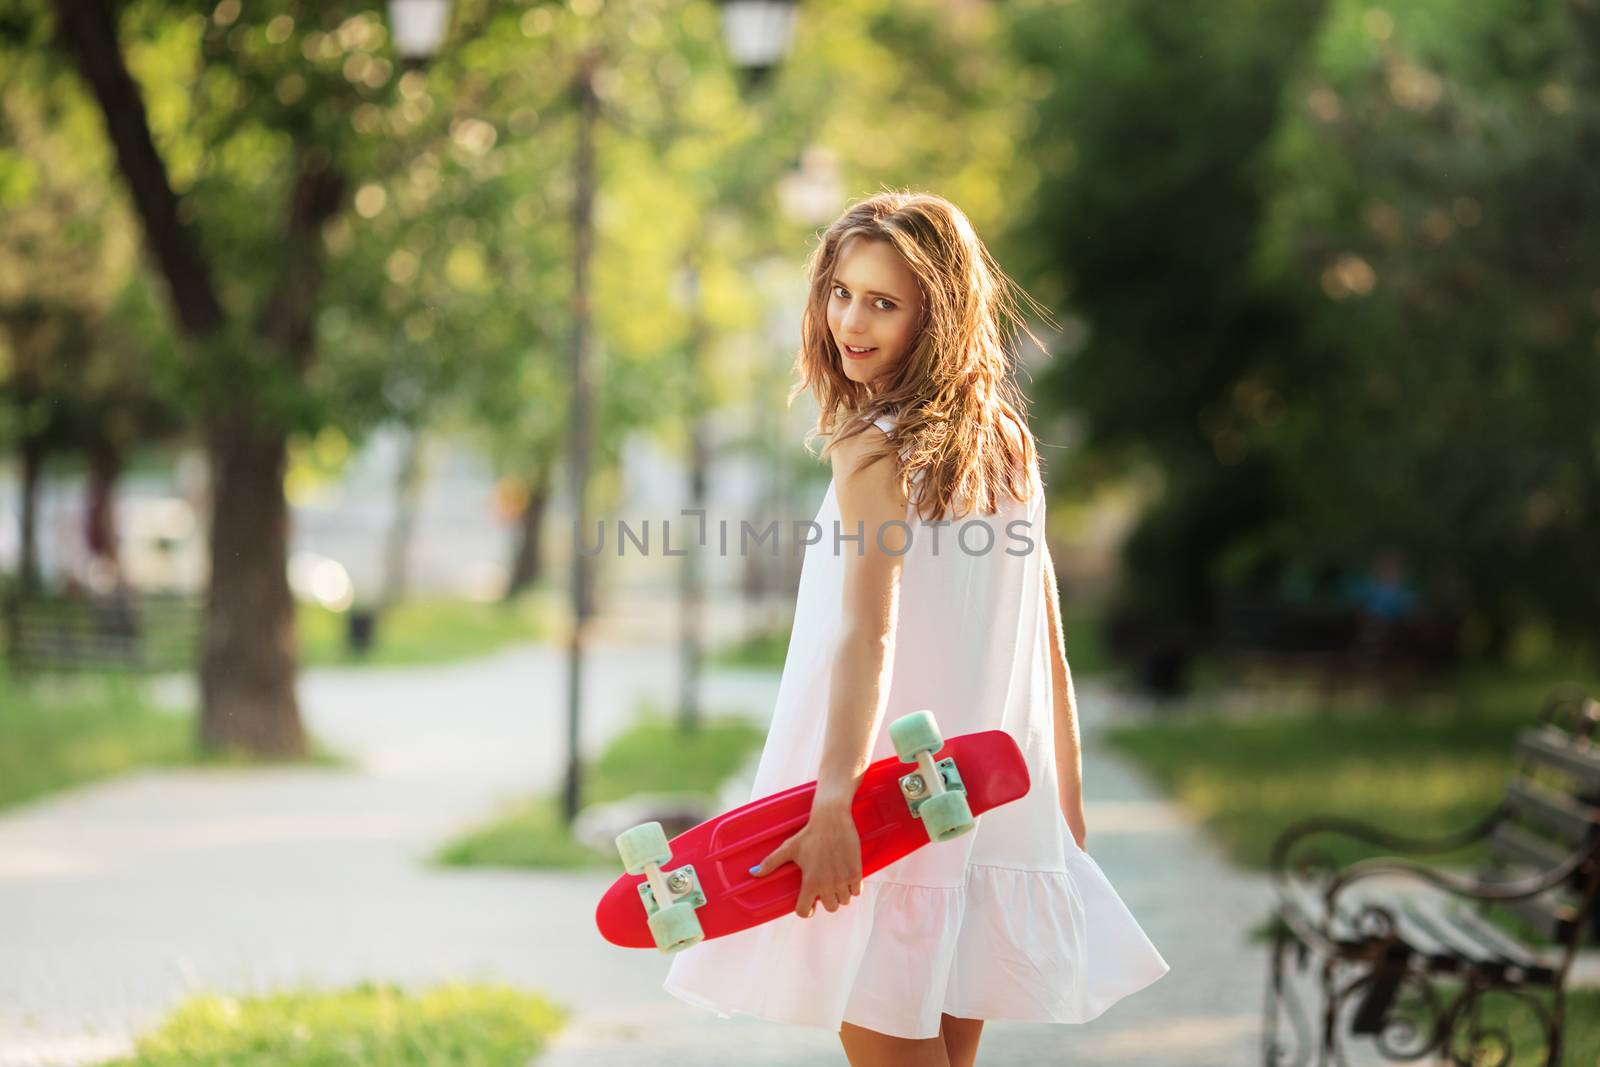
890,710,976,842
636,863,706,913
615,822,707,953
899,755,966,811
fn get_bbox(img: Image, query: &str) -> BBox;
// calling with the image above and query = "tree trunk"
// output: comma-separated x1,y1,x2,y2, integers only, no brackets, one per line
197,150,341,755
677,251,711,735
52,0,224,338
53,0,313,758
84,439,120,568
678,414,707,734
503,460,551,600
199,417,305,756
379,427,426,611
17,435,43,598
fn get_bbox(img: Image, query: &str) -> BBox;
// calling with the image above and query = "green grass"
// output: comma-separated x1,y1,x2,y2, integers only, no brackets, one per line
0,665,346,812
296,591,557,668
1389,984,1600,1066
711,625,791,670
102,982,565,1067
1103,664,1598,872
0,667,193,810
437,704,768,870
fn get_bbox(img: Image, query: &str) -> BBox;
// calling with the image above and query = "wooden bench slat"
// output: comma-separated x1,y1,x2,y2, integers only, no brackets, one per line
1441,904,1557,982
1398,898,1506,969
1281,877,1366,948
1517,727,1600,791
1500,891,1582,944
1504,780,1600,846
1489,821,1574,873
1374,896,1465,970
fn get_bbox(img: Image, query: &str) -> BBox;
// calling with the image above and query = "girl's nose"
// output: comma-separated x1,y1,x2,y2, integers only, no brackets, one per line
841,301,867,335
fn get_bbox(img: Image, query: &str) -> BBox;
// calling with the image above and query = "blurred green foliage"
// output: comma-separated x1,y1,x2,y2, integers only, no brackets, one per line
103,982,566,1067
295,591,556,667
4,0,1597,696
1105,659,1597,870
437,704,765,869
0,664,190,809
1010,0,1600,686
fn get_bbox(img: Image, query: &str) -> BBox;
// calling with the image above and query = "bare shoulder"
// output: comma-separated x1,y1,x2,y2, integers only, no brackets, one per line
830,423,907,513
828,422,886,473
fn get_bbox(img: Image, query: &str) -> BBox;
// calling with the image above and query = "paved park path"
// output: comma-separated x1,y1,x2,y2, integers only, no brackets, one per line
0,608,1272,1067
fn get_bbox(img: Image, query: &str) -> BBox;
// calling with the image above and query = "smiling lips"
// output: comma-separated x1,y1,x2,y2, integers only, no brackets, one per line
842,343,878,360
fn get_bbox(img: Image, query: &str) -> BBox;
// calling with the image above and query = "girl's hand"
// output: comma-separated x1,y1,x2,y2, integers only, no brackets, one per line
750,802,863,918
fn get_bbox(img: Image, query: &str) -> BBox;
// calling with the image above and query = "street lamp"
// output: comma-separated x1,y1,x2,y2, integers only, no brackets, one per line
562,3,803,822
387,0,452,64
662,1,804,728
714,0,800,93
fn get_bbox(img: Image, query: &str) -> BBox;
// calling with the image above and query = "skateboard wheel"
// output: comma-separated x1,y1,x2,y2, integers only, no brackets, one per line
890,710,943,762
648,900,705,953
918,789,974,843
615,821,672,876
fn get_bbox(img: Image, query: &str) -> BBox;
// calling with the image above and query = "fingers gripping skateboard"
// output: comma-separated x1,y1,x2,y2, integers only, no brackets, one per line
890,710,975,843
609,711,977,953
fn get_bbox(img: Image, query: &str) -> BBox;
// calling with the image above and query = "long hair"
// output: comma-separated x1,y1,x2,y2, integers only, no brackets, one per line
791,190,1053,522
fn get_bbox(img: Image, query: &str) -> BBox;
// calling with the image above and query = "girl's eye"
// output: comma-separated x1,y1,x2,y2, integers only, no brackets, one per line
832,285,894,311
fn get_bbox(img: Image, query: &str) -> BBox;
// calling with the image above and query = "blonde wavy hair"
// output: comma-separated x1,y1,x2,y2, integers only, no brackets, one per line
791,191,1052,522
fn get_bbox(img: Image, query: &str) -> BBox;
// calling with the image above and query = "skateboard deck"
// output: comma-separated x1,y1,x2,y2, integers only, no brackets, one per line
595,727,1030,950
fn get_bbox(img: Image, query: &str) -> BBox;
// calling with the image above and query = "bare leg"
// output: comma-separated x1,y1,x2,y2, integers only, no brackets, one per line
940,1013,985,1067
839,1021,951,1066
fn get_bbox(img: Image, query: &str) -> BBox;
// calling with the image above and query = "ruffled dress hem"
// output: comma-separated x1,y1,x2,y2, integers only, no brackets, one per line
662,845,1170,1041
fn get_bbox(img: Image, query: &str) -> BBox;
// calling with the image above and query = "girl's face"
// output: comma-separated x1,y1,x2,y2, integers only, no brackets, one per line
826,236,924,395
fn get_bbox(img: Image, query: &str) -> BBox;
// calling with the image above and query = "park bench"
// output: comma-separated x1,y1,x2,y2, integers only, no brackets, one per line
1262,688,1600,1066
1,591,201,674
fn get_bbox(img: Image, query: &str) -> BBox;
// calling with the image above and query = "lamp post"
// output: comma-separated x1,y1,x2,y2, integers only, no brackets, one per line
560,4,802,824
386,0,452,66
562,46,601,827
665,1,801,734
714,0,801,94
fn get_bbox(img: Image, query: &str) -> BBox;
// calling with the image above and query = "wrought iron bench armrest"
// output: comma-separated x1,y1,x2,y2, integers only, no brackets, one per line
1270,808,1506,883
1325,832,1600,911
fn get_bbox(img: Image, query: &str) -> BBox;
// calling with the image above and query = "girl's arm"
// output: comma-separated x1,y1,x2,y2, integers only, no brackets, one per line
814,431,908,807
1042,538,1088,850
750,425,907,917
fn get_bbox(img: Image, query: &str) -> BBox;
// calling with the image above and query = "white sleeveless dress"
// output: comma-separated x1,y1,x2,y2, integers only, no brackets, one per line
663,414,1168,1040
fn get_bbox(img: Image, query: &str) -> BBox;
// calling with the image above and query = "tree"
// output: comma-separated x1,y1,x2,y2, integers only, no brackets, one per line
0,31,178,595
1257,0,1600,662
44,0,440,753
1006,0,1329,687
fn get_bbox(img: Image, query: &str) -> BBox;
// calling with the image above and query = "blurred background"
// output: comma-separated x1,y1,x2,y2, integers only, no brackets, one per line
2,0,1599,1064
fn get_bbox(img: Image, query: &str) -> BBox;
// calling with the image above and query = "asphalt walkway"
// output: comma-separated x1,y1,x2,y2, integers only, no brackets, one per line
0,631,1270,1066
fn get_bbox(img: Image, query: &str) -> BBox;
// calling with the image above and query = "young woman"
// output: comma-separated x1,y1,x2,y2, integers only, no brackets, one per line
664,192,1168,1066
